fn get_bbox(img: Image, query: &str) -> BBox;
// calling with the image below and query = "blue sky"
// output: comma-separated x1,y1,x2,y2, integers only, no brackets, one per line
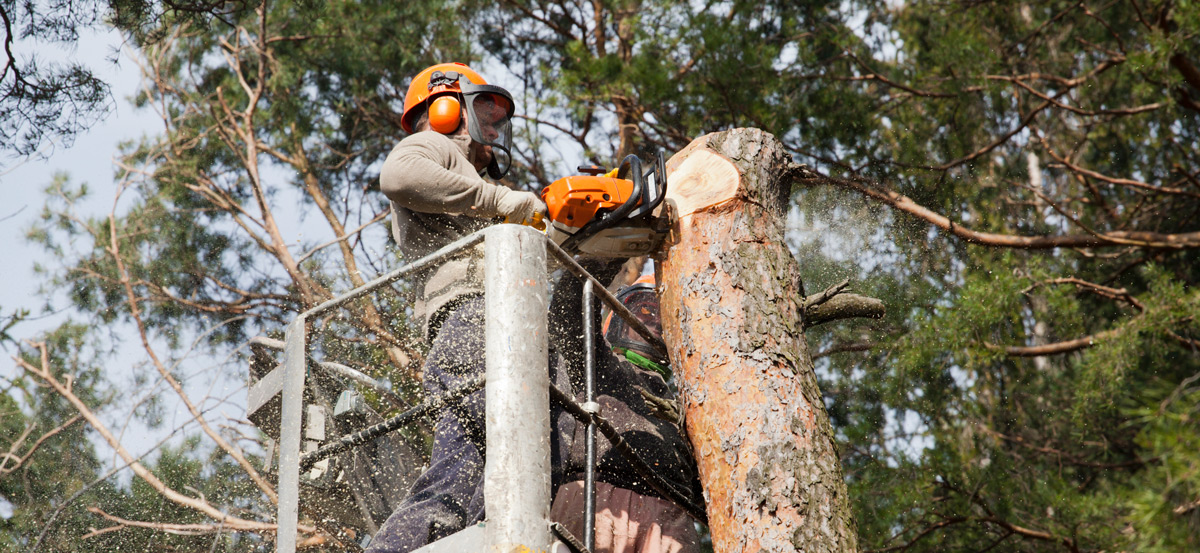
1,27,159,336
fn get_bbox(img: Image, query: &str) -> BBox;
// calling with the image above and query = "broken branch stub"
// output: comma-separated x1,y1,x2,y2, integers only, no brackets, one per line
655,128,858,553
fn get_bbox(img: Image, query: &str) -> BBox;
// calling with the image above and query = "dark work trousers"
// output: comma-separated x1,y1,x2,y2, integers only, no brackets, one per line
366,296,576,553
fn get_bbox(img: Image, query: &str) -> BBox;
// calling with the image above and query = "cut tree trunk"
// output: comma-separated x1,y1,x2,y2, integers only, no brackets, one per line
655,128,858,553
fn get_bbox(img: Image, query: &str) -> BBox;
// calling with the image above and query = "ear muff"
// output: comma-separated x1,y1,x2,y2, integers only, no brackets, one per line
428,95,462,134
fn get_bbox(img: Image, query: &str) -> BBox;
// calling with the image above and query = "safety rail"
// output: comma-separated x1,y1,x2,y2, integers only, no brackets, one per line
269,224,695,553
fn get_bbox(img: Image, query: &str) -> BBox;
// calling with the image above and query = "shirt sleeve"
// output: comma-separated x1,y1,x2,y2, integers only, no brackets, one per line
379,132,509,218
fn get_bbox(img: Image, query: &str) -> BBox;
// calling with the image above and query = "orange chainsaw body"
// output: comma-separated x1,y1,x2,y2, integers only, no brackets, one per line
541,174,638,230
538,153,667,257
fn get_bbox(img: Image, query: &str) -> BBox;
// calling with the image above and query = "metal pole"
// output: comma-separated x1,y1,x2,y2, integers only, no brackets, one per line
304,231,485,319
545,240,667,359
483,224,552,552
249,336,405,409
582,279,598,553
277,316,307,553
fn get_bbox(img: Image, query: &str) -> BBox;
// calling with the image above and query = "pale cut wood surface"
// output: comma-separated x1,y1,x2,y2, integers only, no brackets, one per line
665,149,740,218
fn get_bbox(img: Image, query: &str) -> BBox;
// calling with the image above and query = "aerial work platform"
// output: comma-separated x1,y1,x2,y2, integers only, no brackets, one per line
248,224,690,553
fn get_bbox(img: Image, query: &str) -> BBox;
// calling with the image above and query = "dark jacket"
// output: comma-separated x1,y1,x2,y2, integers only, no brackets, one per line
548,260,703,508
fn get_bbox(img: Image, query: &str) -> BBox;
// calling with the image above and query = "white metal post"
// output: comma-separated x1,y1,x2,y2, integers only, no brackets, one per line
483,224,552,552
277,316,307,553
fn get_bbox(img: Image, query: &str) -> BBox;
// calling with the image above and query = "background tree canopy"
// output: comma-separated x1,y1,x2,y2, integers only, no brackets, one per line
3,0,1198,552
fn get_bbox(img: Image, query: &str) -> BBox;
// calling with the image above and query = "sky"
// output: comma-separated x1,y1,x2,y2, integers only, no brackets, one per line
0,26,263,492
1,27,159,336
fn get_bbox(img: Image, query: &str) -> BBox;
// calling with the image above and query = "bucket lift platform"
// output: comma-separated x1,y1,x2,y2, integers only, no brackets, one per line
251,224,688,553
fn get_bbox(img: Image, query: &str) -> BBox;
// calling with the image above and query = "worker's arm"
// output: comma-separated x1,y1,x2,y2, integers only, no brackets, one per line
380,131,538,220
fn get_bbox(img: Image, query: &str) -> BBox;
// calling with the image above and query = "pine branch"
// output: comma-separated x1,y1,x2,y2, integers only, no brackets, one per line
803,278,886,329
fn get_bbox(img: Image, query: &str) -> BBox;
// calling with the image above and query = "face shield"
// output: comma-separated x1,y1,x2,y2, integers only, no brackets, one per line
603,283,669,378
461,82,515,180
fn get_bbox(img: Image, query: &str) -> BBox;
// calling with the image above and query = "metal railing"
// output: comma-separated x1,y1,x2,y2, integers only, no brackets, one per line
272,224,695,553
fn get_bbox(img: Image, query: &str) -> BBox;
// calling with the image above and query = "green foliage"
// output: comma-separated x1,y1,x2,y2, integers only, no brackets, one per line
2,324,111,551
0,1,267,164
0,307,27,346
772,0,1200,549
1121,379,1200,552
11,0,1200,550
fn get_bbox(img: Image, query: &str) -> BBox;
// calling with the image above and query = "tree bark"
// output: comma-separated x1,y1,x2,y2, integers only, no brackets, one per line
655,128,858,552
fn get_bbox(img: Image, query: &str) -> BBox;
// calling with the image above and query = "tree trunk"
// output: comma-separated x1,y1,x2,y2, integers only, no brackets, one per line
655,128,858,553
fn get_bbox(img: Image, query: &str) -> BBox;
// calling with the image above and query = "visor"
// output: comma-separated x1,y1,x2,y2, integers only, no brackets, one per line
461,82,515,179
604,284,665,365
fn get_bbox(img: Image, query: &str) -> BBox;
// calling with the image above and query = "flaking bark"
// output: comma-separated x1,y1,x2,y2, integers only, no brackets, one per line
655,128,858,553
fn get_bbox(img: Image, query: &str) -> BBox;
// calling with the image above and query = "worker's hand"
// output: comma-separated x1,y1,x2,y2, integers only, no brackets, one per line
497,189,548,227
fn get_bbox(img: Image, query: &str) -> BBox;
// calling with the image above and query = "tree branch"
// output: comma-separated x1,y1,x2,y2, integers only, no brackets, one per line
985,329,1119,357
802,278,885,328
806,294,886,329
804,278,850,309
15,341,292,533
0,414,82,475
812,342,877,360
104,193,280,504
797,165,1200,249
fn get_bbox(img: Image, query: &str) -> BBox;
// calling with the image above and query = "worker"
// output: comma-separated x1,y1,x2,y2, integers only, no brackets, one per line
365,62,549,553
601,275,671,380
548,271,703,553
367,61,701,553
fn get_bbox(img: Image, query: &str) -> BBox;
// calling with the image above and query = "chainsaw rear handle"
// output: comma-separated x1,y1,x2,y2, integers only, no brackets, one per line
505,210,546,231
621,151,666,219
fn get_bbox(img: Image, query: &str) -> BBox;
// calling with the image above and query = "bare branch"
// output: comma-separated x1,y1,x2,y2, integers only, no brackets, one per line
985,329,1120,358
104,191,280,504
803,278,851,310
812,342,876,360
295,210,389,265
806,294,886,329
1024,277,1145,311
1039,136,1200,199
796,165,1200,249
84,507,230,537
0,414,83,475
15,341,297,533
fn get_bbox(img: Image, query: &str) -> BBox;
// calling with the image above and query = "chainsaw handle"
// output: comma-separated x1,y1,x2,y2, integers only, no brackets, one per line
559,155,643,254
617,152,667,219
612,154,645,219
505,211,546,231
559,152,666,255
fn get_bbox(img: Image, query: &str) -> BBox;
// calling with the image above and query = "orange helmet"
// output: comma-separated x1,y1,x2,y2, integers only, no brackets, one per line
402,62,516,179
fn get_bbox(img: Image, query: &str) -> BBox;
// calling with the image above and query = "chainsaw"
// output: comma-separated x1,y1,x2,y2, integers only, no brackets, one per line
537,152,670,258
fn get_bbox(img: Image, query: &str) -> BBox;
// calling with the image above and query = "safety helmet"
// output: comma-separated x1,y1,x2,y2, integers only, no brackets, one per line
603,275,670,378
402,62,515,179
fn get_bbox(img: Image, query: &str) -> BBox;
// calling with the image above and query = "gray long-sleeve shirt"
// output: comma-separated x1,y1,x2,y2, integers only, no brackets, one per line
380,131,523,338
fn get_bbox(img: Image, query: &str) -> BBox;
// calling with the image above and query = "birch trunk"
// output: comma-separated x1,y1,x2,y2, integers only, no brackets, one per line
655,128,858,553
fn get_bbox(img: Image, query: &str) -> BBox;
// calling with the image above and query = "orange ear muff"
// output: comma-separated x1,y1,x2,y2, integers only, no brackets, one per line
428,96,462,134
